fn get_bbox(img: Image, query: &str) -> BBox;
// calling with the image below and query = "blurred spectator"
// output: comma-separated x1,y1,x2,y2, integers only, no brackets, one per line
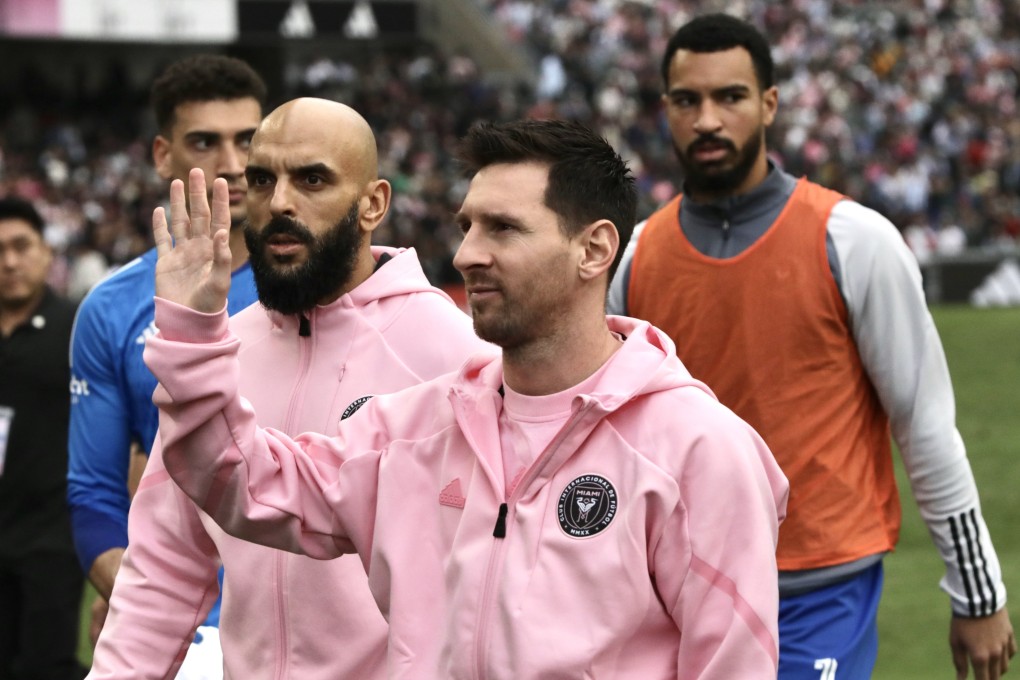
478,0,1020,254
2,0,1019,288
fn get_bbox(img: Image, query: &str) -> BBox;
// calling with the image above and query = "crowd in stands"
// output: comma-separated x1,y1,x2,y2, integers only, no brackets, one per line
2,0,1019,297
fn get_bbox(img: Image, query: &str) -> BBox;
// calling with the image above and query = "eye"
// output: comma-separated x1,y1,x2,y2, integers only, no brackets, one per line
1,239,34,255
247,172,273,187
305,174,323,186
237,134,254,151
670,94,697,108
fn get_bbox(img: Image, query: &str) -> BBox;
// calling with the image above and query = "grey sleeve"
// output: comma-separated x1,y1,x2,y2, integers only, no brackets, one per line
829,201,1006,616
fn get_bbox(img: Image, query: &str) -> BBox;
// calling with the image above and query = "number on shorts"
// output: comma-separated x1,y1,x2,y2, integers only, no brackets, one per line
814,657,838,680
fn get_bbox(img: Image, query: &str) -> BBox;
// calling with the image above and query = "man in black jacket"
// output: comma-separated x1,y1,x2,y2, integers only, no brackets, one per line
0,196,84,679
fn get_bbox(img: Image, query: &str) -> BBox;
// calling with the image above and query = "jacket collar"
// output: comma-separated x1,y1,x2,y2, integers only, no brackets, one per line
263,246,423,332
681,162,797,228
446,316,715,495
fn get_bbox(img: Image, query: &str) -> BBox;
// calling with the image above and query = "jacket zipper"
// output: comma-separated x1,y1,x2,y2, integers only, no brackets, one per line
274,312,315,678
718,217,731,257
472,401,596,679
492,503,508,538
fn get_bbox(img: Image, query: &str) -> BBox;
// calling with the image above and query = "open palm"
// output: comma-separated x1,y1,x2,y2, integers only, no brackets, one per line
152,168,233,314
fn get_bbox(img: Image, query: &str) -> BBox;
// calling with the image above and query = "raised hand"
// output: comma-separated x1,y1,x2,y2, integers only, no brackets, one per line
152,168,233,313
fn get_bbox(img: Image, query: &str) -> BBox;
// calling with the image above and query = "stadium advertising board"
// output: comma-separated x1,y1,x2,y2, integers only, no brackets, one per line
0,0,236,42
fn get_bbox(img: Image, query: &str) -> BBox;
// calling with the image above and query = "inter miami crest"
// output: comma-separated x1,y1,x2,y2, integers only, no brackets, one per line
341,395,373,420
557,474,617,538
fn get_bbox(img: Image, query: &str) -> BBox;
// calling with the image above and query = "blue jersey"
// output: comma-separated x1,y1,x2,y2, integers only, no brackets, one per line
67,247,257,625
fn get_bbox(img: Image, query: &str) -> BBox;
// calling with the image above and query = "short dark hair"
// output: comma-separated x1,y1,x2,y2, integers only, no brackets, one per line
150,54,267,134
662,13,774,91
0,196,44,235
455,119,637,281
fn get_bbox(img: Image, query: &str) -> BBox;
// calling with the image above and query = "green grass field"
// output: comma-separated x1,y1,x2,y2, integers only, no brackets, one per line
77,305,1020,676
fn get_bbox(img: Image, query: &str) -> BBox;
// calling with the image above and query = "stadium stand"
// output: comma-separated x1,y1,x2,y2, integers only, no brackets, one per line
1,0,1018,301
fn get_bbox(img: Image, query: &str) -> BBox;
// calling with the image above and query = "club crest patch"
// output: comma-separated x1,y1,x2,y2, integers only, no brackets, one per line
341,395,373,421
557,474,617,538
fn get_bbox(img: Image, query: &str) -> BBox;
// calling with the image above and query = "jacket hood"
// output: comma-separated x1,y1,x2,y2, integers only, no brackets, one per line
265,246,454,330
454,315,716,414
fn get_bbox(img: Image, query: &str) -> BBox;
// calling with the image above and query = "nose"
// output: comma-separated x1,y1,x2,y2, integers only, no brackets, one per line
452,225,491,274
693,101,723,135
268,180,297,218
218,142,246,179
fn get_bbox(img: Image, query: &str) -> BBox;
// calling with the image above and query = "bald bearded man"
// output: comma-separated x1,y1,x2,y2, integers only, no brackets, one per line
88,98,490,680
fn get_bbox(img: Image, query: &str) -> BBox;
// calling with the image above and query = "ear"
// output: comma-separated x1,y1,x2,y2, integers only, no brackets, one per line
359,179,392,234
762,85,779,127
152,135,173,180
577,219,619,283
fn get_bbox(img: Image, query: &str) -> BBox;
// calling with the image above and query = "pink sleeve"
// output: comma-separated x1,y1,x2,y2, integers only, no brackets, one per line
89,438,220,679
143,298,375,560
654,410,788,679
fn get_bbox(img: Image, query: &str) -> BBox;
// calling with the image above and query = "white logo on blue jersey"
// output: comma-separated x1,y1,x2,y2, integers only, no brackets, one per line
135,319,158,345
69,376,90,398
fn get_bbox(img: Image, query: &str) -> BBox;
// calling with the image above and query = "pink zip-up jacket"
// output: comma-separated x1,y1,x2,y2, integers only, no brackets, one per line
145,310,789,679
90,247,491,680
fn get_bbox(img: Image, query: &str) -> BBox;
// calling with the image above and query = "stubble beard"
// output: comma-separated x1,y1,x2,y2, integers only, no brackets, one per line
464,256,571,352
471,298,528,350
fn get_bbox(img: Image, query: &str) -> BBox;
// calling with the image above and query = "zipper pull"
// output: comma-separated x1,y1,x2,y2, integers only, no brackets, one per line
493,503,509,538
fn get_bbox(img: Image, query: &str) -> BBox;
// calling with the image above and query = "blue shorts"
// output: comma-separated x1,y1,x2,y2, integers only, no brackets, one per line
778,561,883,680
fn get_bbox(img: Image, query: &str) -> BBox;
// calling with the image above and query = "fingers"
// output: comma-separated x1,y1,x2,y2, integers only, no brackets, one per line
954,644,970,680
152,206,171,257
185,170,231,240
963,644,1012,680
211,177,231,237
157,170,227,253
999,633,1016,677
167,178,189,243
978,626,1017,679
188,168,211,237
214,225,232,272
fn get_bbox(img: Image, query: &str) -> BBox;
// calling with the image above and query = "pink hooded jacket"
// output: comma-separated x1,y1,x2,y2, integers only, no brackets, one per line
90,247,490,679
144,308,789,679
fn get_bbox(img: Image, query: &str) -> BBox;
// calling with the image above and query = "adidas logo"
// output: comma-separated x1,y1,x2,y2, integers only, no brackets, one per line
280,0,315,38
970,259,1020,307
439,478,466,509
344,1,379,38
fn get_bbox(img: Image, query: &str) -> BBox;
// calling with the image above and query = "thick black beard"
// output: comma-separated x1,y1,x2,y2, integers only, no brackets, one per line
243,204,361,315
674,132,763,199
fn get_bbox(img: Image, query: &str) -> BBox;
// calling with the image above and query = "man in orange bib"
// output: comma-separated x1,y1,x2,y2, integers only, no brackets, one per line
609,13,1015,680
